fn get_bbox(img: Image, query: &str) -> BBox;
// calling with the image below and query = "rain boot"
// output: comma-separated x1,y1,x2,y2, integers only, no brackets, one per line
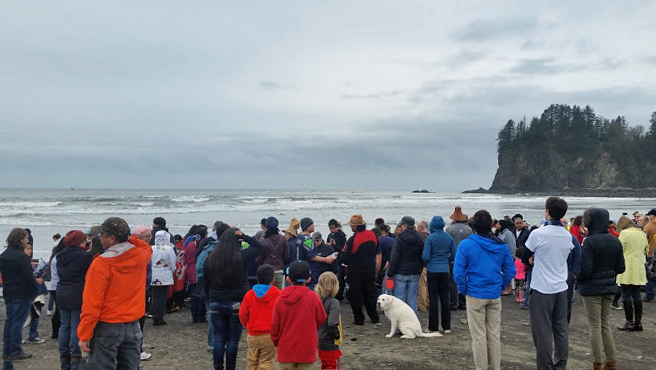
633,301,643,331
617,301,634,331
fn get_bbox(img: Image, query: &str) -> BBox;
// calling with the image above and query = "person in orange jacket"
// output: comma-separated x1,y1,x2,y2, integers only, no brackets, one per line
77,217,152,369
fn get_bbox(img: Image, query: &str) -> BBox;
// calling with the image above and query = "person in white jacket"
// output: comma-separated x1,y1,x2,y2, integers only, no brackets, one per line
150,230,177,326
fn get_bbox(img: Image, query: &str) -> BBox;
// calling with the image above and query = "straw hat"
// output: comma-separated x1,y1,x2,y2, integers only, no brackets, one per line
284,218,300,237
349,214,365,226
449,206,467,221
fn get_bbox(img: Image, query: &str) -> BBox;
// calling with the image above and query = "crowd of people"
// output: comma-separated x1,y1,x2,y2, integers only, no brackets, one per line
0,198,655,370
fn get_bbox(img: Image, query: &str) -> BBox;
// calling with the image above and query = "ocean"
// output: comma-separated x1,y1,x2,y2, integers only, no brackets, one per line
0,188,653,260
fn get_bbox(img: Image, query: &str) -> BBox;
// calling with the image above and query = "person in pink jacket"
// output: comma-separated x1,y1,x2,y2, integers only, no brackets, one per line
514,246,527,303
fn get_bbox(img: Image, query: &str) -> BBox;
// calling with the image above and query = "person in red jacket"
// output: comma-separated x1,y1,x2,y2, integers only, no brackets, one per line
77,217,152,369
239,264,281,370
271,261,327,370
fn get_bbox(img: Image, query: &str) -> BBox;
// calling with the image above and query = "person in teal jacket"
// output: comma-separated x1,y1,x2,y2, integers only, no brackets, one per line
422,216,457,333
453,210,515,370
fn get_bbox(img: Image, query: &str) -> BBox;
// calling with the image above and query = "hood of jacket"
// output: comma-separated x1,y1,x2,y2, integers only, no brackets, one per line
398,228,423,245
252,284,277,300
470,233,509,254
429,216,445,233
154,230,172,246
584,208,610,236
100,236,151,274
278,285,311,305
56,245,87,267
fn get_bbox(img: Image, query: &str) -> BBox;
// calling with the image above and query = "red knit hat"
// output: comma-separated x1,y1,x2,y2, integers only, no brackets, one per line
64,230,86,247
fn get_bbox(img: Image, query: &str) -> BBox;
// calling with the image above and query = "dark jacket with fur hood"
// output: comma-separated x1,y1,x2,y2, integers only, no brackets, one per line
577,208,625,296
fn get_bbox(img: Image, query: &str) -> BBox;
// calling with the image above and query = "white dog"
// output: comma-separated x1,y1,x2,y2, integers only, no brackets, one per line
377,294,442,339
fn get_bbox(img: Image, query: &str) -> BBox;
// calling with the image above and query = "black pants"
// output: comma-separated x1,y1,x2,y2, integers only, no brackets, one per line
150,285,169,321
336,264,347,301
427,272,450,331
190,281,207,322
449,264,466,307
346,270,379,324
566,273,575,324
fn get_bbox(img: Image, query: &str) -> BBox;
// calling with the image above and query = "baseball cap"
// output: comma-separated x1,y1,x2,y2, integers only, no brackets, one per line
646,209,656,217
287,261,310,284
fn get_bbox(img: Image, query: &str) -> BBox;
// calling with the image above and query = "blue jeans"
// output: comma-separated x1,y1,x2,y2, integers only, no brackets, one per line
209,301,243,370
394,274,420,315
3,299,32,357
48,291,56,312
28,312,39,341
58,309,82,362
83,320,142,370
206,302,214,348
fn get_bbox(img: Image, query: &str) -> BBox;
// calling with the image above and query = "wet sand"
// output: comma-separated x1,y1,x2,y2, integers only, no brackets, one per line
4,293,655,369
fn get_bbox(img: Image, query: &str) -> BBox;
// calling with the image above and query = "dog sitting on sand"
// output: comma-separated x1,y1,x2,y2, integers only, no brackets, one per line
377,294,442,339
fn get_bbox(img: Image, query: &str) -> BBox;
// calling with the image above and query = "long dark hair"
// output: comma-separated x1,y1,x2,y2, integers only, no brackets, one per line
49,238,67,265
207,228,244,287
88,236,104,257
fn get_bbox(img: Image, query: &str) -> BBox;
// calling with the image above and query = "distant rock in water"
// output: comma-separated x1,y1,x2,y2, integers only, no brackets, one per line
462,187,489,194
487,104,656,196
412,189,432,193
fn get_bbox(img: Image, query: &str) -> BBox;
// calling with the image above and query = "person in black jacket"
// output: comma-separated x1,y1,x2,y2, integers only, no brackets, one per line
327,219,347,301
203,228,263,370
342,215,379,325
577,208,625,370
387,216,424,315
0,228,41,362
56,230,94,369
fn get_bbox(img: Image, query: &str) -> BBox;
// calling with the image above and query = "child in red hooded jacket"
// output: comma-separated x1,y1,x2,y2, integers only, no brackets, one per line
271,261,327,370
239,264,281,370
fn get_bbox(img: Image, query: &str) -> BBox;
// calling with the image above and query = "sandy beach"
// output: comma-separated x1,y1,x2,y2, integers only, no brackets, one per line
3,291,655,370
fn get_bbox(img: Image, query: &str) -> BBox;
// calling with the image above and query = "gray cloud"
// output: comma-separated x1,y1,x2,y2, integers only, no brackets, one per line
509,58,586,75
0,1,654,191
258,80,282,90
454,17,539,42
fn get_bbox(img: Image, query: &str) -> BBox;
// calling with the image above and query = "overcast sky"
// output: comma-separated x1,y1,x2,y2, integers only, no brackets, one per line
1,1,655,190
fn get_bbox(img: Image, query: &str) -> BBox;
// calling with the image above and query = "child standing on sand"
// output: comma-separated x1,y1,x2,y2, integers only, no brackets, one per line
316,272,343,369
271,261,327,370
514,246,527,303
239,264,281,370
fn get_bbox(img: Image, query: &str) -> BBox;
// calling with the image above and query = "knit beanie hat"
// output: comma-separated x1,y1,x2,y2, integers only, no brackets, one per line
64,230,86,247
300,217,314,231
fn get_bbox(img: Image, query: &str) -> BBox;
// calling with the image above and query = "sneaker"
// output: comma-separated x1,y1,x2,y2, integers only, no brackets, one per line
4,352,33,361
27,337,45,344
644,298,656,303
519,304,528,310
140,351,152,361
443,330,451,334
611,302,622,310
207,346,213,353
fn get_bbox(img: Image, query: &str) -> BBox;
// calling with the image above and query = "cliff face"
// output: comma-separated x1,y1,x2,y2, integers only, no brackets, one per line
488,104,656,194
489,152,622,193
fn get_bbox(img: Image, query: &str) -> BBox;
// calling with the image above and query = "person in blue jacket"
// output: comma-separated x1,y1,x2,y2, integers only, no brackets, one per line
422,216,457,334
454,210,515,370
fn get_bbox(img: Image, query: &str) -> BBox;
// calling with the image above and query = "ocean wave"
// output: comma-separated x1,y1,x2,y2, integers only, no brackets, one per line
170,195,211,203
0,201,62,208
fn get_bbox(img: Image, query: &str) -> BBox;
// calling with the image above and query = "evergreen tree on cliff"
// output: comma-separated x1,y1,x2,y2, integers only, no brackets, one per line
489,105,656,193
